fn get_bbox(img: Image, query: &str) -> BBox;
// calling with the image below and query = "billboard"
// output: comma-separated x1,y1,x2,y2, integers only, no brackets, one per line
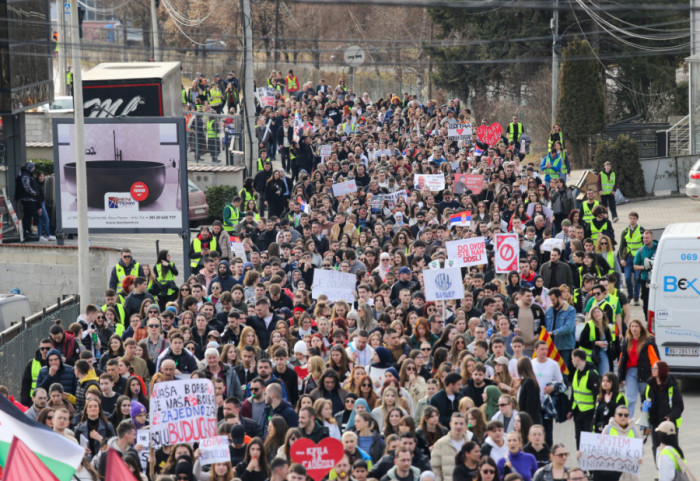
52,118,189,233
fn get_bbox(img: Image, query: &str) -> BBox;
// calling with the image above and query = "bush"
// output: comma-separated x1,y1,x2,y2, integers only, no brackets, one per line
31,159,54,175
204,185,238,224
592,134,646,198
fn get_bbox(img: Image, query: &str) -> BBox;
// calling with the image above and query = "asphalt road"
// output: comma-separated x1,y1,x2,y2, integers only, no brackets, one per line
70,194,700,476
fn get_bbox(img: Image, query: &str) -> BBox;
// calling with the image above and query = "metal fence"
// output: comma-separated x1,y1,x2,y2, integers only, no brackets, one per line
185,111,244,166
0,296,80,398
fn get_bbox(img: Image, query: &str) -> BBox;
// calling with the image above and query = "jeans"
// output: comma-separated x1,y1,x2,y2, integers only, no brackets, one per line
37,201,50,236
623,367,646,416
624,255,641,300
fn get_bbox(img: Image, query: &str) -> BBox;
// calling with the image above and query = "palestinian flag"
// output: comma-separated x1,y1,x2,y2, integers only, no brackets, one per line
532,328,570,376
0,395,85,481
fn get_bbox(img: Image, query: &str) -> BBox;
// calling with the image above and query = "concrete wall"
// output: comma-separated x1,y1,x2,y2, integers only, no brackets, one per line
0,244,120,311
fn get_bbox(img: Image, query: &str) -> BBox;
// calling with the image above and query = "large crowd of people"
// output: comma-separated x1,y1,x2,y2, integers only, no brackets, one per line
3,70,689,481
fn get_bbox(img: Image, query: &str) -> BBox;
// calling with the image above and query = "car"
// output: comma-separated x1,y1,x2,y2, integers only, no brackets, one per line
38,96,74,114
686,159,700,200
188,179,209,225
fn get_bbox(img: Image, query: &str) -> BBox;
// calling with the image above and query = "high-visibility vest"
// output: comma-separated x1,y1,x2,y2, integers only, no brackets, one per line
590,220,610,243
572,368,596,412
209,87,223,107
206,118,217,139
644,384,682,428
30,359,42,398
600,171,615,195
624,226,643,257
115,262,140,286
101,303,126,326
154,263,177,297
507,122,523,143
224,204,240,231
582,201,599,224
191,237,218,267
660,446,686,472
286,75,298,91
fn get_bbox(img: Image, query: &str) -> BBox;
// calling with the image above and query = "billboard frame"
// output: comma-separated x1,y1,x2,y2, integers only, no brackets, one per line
52,117,189,236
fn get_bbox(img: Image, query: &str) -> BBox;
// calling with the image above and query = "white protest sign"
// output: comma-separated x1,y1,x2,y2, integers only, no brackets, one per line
149,379,218,449
230,241,247,261
447,123,472,141
136,429,149,472
200,435,231,466
414,174,445,192
446,237,488,267
540,238,564,252
495,233,519,274
579,432,643,475
424,268,465,301
332,179,358,197
311,269,356,302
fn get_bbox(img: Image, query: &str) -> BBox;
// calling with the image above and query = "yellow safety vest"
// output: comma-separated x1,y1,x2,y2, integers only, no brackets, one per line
644,385,683,429
590,220,610,243
209,87,223,106
600,171,615,195
191,237,218,268
582,201,599,224
507,122,523,143
624,226,643,257
30,359,42,398
572,368,596,412
154,263,177,297
115,262,140,286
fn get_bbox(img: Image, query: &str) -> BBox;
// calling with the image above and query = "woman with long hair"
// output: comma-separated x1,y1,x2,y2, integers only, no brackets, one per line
314,398,342,440
593,372,627,433
263,416,288,463
618,318,659,416
580,305,613,375
645,361,684,457
234,437,270,481
416,405,448,450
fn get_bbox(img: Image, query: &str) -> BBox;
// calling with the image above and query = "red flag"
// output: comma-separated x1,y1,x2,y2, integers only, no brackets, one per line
3,436,59,481
105,448,138,481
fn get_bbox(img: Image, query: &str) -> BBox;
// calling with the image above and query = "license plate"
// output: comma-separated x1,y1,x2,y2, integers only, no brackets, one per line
194,208,205,214
665,347,699,356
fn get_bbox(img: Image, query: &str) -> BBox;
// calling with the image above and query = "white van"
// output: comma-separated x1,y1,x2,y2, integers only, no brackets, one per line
648,223,700,376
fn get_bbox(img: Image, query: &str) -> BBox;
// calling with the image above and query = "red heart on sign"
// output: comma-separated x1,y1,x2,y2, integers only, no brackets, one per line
476,123,503,145
290,437,345,481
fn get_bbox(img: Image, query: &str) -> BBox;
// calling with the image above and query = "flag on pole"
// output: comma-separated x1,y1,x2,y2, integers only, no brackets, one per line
2,436,60,481
532,328,569,376
105,448,138,481
449,210,471,227
0,396,85,481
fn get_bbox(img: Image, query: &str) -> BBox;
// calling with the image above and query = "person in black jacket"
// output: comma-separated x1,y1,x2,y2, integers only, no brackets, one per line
429,372,462,427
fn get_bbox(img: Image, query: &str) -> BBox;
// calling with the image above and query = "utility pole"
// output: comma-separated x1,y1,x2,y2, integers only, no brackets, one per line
151,0,160,61
69,0,90,312
273,0,280,70
550,0,559,125
551,0,559,125
57,0,67,96
242,0,259,174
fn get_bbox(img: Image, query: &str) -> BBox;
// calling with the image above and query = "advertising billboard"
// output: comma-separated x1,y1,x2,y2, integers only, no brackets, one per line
52,118,188,233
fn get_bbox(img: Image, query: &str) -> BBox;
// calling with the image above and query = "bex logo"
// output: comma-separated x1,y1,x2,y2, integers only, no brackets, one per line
663,276,700,295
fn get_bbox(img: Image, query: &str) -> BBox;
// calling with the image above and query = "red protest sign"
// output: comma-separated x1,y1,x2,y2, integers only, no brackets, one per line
476,123,503,145
290,438,345,481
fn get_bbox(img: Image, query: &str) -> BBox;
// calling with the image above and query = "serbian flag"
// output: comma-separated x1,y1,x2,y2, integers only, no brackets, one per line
449,210,471,227
0,395,85,481
105,448,138,481
532,329,569,376
297,197,311,214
